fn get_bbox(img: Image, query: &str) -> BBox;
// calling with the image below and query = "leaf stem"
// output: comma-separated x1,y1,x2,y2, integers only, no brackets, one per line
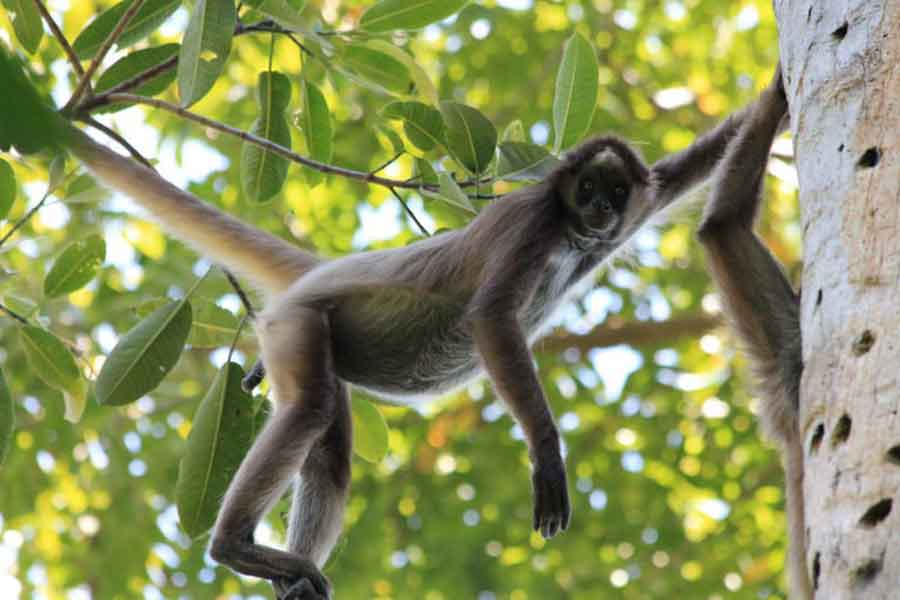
389,187,430,237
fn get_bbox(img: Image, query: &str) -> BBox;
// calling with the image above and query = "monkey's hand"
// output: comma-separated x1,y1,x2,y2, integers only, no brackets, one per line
531,444,571,539
273,573,332,600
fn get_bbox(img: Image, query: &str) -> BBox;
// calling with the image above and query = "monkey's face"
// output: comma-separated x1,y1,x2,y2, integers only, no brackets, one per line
566,149,633,239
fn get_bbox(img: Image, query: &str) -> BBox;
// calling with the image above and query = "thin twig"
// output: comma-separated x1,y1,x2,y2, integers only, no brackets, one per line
96,54,178,99
89,93,447,192
66,0,147,110
370,152,404,176
389,187,430,237
0,303,29,325
32,0,83,76
79,116,155,170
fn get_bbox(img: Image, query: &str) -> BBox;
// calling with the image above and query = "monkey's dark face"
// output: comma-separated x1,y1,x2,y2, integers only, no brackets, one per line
562,148,636,242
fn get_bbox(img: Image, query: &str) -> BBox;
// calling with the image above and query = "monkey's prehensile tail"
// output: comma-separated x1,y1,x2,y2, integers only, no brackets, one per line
0,48,317,295
66,129,318,293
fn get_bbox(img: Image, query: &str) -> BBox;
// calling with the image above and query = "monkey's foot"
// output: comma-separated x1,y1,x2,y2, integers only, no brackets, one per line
273,575,331,600
532,456,571,539
241,360,266,392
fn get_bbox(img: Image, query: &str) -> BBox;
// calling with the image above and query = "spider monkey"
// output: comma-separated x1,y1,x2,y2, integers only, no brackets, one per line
0,47,765,599
698,66,812,599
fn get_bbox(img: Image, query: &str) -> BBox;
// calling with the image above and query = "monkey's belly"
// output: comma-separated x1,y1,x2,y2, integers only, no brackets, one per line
329,294,481,400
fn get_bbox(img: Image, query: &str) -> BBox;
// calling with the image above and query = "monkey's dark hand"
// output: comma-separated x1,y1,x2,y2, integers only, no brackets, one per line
531,449,571,539
273,573,332,600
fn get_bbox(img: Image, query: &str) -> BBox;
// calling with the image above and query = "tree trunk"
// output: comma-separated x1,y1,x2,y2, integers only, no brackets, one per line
774,1,899,598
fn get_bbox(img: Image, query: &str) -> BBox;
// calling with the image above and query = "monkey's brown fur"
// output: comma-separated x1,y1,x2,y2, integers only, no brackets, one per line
65,103,757,598
698,66,812,599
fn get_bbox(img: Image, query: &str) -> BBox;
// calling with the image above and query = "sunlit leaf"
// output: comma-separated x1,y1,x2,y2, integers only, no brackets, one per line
553,32,598,152
360,0,470,32
96,44,179,111
497,142,560,181
0,370,14,467
95,299,192,406
43,234,106,298
0,159,15,219
4,0,44,54
176,362,256,538
240,72,292,202
439,101,497,175
382,101,445,152
72,0,181,60
178,0,235,107
351,393,389,463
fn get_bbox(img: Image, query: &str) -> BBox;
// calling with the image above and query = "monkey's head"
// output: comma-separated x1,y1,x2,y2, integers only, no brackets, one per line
556,136,652,246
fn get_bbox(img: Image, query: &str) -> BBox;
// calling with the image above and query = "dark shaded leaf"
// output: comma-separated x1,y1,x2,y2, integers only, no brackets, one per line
439,101,497,175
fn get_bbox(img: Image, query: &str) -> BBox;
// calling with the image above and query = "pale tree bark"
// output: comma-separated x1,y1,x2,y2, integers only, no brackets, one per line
775,1,899,598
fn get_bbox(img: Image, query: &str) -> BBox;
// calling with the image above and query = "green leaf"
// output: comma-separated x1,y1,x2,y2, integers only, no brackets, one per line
553,32,599,153
0,159,15,219
360,0,470,32
95,44,179,111
502,120,526,143
0,47,67,155
351,393,389,463
497,142,561,181
19,326,83,421
0,369,14,467
72,0,181,60
243,0,306,30
178,0,235,107
435,172,474,213
363,40,438,104
382,101,444,152
4,0,44,54
95,299,192,406
188,301,239,348
439,101,497,175
338,44,412,96
4,295,36,319
414,157,438,185
299,80,332,187
176,362,257,538
43,235,106,298
240,72,292,202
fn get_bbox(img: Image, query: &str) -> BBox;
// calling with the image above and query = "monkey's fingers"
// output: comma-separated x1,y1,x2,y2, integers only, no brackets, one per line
531,459,571,539
241,359,266,393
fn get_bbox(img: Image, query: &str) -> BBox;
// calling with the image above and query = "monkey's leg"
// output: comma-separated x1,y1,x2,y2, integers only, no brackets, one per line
697,68,811,600
473,316,570,539
273,382,352,600
210,307,338,600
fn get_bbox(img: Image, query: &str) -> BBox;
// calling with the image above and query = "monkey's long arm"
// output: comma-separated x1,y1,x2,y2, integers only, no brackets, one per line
65,128,317,294
697,72,811,600
650,104,752,204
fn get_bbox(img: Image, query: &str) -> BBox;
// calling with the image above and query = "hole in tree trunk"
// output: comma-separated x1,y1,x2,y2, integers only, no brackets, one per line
887,445,900,465
831,414,852,447
812,552,821,590
852,330,875,356
851,556,883,589
832,21,848,39
857,147,880,168
809,423,825,454
858,498,892,528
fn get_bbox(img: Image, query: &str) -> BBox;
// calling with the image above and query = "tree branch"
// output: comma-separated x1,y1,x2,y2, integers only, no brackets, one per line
85,93,450,193
32,0,83,76
66,0,146,110
537,313,721,354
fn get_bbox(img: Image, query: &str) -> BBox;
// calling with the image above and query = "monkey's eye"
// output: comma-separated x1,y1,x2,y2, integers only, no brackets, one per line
614,186,627,197
581,180,594,192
